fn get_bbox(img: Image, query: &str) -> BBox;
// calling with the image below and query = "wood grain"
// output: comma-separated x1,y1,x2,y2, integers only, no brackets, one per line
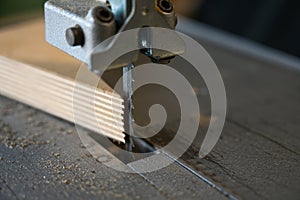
0,20,125,142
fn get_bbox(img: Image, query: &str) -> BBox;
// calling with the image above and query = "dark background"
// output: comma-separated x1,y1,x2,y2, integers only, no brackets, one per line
193,0,300,58
0,0,299,57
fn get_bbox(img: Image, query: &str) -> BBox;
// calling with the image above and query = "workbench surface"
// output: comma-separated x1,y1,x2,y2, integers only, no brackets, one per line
0,19,300,200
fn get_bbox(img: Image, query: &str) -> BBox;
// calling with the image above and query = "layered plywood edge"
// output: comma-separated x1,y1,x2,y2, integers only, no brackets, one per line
0,19,125,142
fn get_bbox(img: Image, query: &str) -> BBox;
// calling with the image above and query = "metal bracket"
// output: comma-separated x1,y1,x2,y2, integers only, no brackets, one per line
45,0,184,72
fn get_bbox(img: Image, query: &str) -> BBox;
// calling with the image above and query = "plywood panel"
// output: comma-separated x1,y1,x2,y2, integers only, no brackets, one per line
0,20,125,142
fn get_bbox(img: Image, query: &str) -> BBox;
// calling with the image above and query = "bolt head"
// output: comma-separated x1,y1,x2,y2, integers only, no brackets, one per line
157,0,174,13
94,6,114,23
66,25,84,47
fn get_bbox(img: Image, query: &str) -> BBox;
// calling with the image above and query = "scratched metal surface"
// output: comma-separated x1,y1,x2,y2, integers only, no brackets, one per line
184,45,300,199
177,34,300,199
0,18,300,200
0,97,227,200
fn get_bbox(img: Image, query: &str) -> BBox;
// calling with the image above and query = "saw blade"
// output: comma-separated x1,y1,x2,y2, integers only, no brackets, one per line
123,64,134,152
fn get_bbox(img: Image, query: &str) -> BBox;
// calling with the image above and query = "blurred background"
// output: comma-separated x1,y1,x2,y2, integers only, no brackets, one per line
0,0,299,57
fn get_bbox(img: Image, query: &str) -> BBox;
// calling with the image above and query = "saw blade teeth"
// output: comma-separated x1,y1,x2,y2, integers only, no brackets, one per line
123,64,135,151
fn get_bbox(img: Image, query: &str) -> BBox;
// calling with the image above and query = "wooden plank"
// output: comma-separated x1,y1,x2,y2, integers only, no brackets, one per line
0,20,125,142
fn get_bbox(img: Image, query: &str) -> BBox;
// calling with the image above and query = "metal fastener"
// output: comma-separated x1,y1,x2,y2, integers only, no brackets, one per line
157,0,174,13
65,25,84,47
94,6,114,23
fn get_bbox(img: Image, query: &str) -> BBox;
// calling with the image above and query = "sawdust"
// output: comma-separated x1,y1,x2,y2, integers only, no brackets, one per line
52,152,61,157
59,127,75,135
0,120,49,149
42,158,100,192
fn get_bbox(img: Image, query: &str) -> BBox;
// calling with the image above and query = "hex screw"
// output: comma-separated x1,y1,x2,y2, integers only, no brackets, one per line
157,0,174,13
65,25,84,47
94,6,114,23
